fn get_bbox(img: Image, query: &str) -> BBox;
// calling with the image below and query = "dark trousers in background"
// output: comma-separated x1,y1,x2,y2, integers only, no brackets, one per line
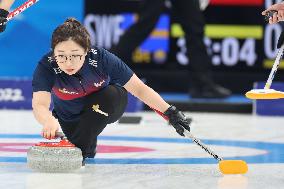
55,85,128,158
110,0,212,88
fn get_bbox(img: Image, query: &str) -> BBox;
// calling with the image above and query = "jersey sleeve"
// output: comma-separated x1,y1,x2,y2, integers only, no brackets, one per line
32,57,55,92
99,47,134,86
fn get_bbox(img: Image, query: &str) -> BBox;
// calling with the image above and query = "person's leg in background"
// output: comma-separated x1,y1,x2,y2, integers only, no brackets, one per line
172,0,231,98
110,0,165,62
57,85,128,160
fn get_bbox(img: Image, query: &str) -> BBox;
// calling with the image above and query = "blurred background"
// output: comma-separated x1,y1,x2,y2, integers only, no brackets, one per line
1,0,284,115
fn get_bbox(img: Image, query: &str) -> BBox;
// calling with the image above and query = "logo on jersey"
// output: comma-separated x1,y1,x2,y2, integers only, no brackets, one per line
58,88,79,95
47,56,55,63
94,80,105,87
53,67,63,74
92,104,108,116
90,49,97,54
89,58,98,67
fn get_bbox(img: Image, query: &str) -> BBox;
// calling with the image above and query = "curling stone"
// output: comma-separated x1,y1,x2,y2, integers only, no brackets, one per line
27,133,83,172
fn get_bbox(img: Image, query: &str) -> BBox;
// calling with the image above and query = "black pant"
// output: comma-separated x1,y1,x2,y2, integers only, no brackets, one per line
55,85,128,158
110,0,213,87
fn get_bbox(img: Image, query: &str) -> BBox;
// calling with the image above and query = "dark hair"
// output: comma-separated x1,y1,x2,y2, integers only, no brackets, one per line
51,18,91,52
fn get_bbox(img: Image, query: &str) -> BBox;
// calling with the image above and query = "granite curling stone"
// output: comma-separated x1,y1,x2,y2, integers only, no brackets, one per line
27,136,83,172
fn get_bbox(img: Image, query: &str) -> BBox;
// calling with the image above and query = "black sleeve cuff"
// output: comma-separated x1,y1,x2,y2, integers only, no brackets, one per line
0,8,9,18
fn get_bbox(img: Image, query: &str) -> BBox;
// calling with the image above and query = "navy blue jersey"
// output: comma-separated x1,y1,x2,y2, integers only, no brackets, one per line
32,46,134,121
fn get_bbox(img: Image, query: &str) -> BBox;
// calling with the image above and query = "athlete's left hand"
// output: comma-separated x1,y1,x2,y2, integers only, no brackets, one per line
164,105,191,136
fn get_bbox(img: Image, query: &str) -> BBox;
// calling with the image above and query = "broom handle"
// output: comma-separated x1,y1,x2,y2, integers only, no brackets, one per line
152,107,223,162
264,44,284,89
183,130,223,161
7,0,39,21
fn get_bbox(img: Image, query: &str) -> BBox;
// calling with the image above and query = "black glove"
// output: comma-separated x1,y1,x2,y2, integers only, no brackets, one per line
164,105,191,136
0,8,9,33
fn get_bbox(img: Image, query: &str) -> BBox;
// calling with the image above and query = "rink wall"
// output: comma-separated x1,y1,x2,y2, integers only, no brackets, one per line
0,79,143,112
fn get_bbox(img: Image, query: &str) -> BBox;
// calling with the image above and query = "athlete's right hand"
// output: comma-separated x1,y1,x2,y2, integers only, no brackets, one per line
0,8,9,33
42,117,61,140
